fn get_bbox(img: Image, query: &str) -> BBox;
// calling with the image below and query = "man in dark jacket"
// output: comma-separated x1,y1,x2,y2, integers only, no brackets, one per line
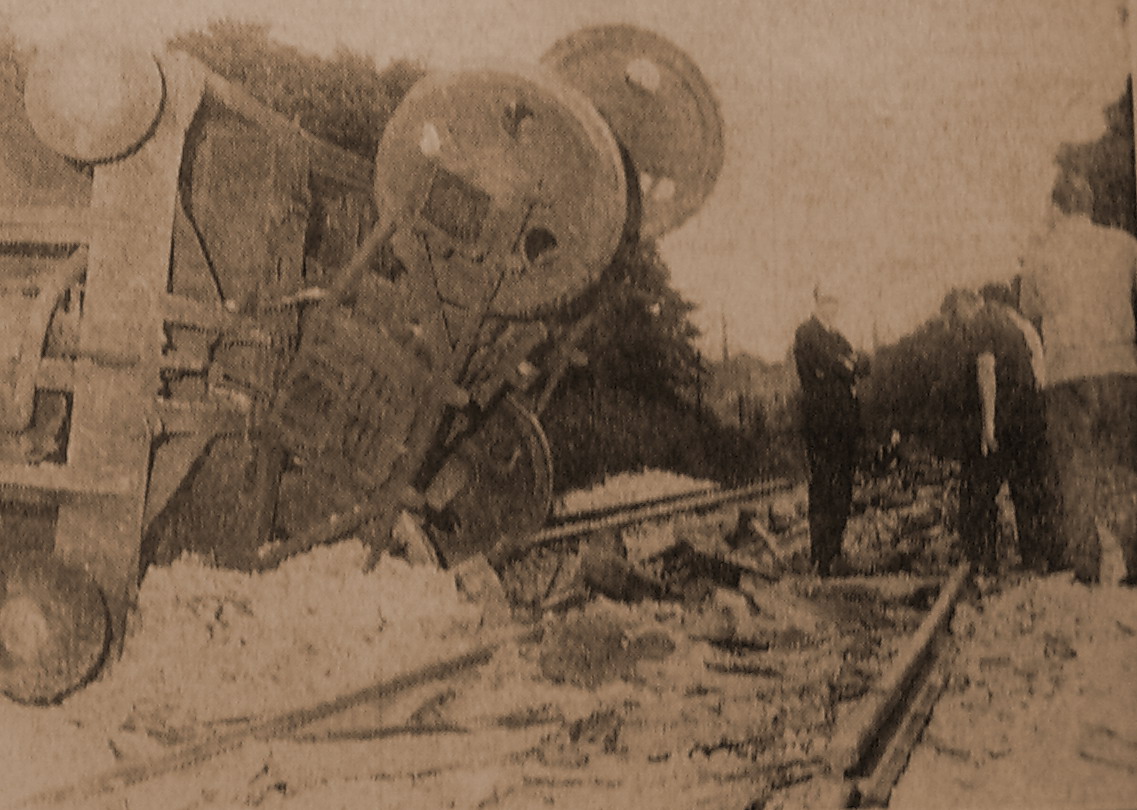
941,287,1053,574
793,284,865,576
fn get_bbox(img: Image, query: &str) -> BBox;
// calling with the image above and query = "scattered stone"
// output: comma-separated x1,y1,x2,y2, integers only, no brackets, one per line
391,510,440,566
454,554,513,627
736,580,824,637
493,703,564,730
623,520,683,564
626,629,677,661
768,494,801,533
537,613,635,688
579,542,668,602
704,660,781,678
536,708,624,767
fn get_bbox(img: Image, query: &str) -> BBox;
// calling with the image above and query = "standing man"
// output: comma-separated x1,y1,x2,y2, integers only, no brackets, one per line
793,283,865,577
1020,175,1137,583
941,288,1053,574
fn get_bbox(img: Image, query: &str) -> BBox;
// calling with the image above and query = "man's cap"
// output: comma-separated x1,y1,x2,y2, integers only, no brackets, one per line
813,279,839,302
940,287,980,317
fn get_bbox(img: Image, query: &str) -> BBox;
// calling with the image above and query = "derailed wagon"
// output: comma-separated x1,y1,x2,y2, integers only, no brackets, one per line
0,25,723,703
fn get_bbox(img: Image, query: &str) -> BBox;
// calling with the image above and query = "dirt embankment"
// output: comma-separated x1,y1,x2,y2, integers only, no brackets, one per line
0,542,481,808
893,576,1137,810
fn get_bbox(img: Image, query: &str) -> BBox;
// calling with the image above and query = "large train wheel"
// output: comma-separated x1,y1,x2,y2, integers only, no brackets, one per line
426,397,554,566
543,25,725,239
373,66,627,317
0,552,110,705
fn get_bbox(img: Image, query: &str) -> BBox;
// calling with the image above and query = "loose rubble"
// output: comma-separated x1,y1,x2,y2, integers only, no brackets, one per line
0,541,481,807
0,505,925,810
6,464,1130,809
843,455,963,575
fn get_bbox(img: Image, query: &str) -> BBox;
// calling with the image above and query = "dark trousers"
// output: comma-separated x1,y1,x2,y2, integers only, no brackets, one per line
1045,375,1137,582
959,430,1055,573
805,437,856,575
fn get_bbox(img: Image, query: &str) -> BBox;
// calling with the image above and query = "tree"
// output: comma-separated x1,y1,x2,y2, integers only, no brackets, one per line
169,20,424,159
857,304,969,460
540,239,775,488
1055,78,1135,236
577,239,704,403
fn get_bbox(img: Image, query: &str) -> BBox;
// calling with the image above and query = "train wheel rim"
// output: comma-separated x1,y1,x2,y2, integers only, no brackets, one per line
0,595,52,664
542,24,725,239
0,553,110,705
24,43,165,163
374,66,627,317
428,397,553,565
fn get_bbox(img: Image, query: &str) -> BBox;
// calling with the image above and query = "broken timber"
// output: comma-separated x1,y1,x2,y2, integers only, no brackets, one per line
16,624,538,809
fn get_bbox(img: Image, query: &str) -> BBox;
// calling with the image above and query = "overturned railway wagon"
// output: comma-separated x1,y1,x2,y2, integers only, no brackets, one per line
0,48,383,703
0,26,724,703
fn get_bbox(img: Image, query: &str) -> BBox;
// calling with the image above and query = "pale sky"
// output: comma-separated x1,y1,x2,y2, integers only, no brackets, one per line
1,0,1131,360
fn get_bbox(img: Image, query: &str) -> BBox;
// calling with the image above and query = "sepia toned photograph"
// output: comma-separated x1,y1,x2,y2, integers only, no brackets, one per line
0,0,1134,807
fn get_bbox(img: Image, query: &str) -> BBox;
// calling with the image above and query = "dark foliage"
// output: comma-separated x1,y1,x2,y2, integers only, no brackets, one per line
170,20,424,159
1055,78,1135,236
542,239,779,489
858,313,970,460
542,375,779,491
576,240,704,401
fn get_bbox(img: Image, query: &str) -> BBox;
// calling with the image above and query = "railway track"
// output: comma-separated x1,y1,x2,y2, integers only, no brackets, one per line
536,477,794,547
497,476,803,610
542,482,974,808
16,478,968,810
818,562,971,809
550,482,734,526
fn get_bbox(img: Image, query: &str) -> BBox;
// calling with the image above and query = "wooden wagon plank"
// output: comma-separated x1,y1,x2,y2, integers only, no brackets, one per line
53,55,206,650
0,206,91,244
0,460,133,497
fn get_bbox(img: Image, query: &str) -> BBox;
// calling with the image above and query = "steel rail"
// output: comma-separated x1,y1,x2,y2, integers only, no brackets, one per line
548,483,724,525
822,561,972,808
508,476,796,560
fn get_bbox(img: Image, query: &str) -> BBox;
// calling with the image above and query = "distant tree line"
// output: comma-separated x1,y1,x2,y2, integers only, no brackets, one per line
858,316,968,459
